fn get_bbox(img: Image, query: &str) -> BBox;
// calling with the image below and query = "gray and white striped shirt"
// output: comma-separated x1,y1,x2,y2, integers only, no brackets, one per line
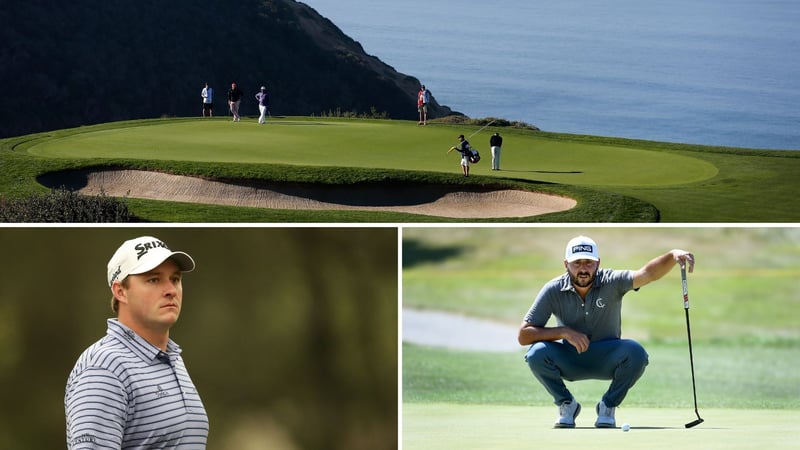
65,319,208,449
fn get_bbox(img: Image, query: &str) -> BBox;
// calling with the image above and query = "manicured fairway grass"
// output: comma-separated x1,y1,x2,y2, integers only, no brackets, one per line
403,343,800,410
3,117,799,221
403,341,800,449
404,403,798,450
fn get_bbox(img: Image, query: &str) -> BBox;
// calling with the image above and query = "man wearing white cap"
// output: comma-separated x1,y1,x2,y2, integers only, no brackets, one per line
518,235,695,429
255,85,270,124
65,236,208,448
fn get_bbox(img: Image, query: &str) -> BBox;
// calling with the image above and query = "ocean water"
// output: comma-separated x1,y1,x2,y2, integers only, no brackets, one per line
306,0,800,150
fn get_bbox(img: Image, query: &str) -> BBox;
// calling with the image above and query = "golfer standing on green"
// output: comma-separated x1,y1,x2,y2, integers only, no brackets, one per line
518,236,695,428
489,132,502,170
201,83,214,118
227,82,243,122
417,84,430,125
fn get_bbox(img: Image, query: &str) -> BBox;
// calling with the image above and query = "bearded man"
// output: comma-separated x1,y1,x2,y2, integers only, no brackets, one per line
518,236,695,429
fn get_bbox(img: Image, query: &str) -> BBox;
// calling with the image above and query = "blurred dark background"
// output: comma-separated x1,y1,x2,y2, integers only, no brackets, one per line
0,227,398,449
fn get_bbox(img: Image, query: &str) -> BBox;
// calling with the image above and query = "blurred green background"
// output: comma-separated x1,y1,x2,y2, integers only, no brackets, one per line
0,227,397,450
403,227,800,342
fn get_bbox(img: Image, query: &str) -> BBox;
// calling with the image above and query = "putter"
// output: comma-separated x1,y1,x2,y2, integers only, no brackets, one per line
681,265,704,428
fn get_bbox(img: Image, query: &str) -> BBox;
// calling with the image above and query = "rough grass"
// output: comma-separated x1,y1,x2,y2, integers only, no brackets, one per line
0,187,132,222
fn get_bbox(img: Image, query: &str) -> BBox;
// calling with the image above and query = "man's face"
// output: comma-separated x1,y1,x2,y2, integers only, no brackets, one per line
116,258,183,331
565,258,599,288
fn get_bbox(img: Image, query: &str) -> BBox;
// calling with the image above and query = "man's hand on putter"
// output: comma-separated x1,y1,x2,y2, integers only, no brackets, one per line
673,249,695,273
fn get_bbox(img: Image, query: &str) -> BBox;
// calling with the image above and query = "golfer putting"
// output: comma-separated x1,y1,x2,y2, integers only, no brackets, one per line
518,236,695,428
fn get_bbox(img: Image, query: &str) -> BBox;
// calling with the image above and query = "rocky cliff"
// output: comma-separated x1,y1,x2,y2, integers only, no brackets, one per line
0,0,454,138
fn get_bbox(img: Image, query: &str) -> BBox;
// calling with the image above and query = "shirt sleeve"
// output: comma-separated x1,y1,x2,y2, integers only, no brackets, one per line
523,282,556,326
599,269,635,295
65,367,127,449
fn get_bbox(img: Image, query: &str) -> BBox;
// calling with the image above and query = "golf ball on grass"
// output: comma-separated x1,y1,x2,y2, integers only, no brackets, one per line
621,423,630,432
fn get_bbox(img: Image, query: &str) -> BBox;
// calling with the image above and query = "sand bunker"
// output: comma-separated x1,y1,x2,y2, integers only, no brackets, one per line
403,308,522,353
40,169,576,219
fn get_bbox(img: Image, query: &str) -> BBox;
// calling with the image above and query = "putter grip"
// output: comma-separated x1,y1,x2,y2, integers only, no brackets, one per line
681,265,689,310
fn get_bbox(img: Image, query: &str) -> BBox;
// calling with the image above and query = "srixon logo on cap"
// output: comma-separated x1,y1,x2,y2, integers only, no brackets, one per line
135,240,170,259
572,244,594,254
110,266,122,284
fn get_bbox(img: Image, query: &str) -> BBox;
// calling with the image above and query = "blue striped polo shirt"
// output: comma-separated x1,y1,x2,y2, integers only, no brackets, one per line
65,319,208,449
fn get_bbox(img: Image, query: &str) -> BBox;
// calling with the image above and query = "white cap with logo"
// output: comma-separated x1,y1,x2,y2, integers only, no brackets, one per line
565,235,600,262
107,236,195,287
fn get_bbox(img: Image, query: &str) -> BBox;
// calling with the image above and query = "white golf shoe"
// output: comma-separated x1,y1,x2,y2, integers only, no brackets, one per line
595,400,616,428
554,398,581,428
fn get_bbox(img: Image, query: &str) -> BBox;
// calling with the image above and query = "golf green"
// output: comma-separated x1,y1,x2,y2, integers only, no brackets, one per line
26,118,716,186
403,403,797,449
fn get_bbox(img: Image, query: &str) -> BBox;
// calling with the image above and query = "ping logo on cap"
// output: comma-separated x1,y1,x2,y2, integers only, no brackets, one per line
135,240,170,260
565,235,599,262
571,244,594,254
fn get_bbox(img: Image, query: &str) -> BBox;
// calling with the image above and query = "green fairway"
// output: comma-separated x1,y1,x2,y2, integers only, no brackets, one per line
402,228,800,448
404,403,798,450
3,117,799,221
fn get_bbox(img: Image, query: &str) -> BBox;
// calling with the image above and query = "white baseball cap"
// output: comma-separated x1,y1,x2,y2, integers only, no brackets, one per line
107,236,195,287
565,235,599,262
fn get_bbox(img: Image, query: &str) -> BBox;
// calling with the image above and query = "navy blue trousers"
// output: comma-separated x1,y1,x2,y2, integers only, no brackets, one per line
524,338,649,407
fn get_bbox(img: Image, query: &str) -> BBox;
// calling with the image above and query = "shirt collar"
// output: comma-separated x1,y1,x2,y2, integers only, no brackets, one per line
106,318,181,363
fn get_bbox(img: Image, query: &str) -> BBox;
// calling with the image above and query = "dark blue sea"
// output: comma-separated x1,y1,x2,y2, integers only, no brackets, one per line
307,0,800,150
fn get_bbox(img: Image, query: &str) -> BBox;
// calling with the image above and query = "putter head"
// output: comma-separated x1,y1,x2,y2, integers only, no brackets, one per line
685,418,704,428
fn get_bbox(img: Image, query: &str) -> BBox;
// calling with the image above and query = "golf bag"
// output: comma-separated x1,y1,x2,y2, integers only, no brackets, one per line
469,149,481,164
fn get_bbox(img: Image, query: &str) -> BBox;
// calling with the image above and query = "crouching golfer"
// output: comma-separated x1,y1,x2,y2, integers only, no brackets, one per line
518,235,695,428
447,134,473,177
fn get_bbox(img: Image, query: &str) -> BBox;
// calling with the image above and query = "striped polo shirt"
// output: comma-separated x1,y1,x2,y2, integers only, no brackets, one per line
65,319,208,449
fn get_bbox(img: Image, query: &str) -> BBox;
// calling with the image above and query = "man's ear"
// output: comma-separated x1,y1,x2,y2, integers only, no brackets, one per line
111,281,128,306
